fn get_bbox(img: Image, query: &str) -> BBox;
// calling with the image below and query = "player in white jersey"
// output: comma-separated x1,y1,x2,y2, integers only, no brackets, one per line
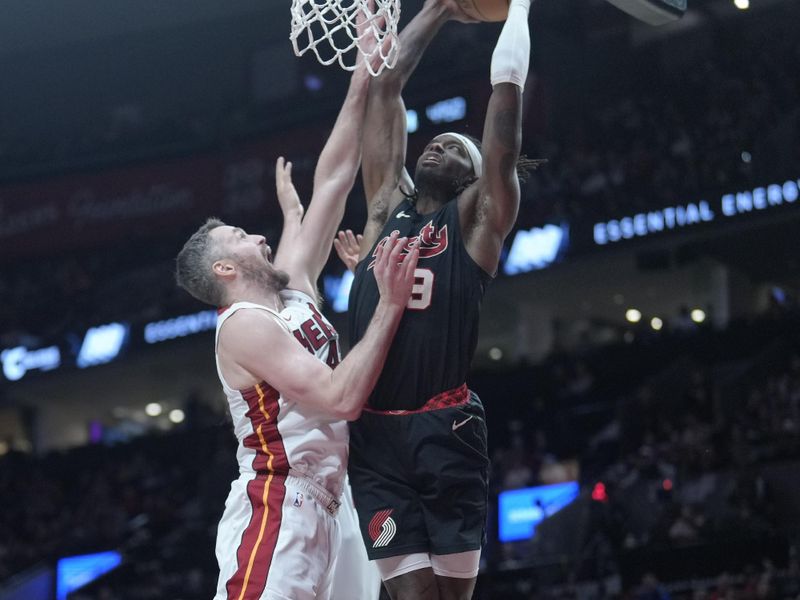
274,160,382,600
176,31,417,599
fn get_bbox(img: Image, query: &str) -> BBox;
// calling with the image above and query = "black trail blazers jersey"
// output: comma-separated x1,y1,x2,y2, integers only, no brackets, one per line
348,198,492,411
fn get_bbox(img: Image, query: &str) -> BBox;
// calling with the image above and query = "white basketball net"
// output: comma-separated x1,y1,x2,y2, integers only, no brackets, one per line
290,0,401,76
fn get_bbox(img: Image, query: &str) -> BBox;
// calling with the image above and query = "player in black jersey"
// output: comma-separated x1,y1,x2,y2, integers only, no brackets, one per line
346,1,540,598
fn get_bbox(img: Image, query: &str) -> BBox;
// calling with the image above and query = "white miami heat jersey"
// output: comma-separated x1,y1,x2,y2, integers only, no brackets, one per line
214,289,348,497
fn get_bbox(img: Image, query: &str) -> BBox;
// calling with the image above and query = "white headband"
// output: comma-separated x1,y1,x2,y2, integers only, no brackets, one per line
440,132,483,178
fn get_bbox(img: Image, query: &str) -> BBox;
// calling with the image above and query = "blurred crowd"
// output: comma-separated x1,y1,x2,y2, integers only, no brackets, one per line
533,14,800,226
2,5,796,215
1,4,800,347
0,424,234,597
2,315,800,598
483,312,800,598
0,236,195,350
2,3,800,599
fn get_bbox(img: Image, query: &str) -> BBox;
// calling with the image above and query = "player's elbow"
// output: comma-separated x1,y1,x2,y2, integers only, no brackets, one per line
331,397,363,422
324,388,362,421
341,406,363,422
328,405,361,421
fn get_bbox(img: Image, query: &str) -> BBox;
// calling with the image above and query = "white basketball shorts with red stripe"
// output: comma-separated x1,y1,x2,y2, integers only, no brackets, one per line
214,471,341,600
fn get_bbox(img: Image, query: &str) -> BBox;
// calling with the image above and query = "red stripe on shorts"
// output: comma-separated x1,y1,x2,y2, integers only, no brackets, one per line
240,383,289,474
225,473,287,600
227,381,290,599
363,383,469,415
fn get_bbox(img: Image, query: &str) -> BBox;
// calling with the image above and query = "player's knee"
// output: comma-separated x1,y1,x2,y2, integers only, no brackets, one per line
430,551,480,600
383,568,440,600
434,575,477,600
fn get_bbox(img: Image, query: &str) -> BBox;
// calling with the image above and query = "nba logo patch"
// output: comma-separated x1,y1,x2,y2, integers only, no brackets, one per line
368,509,397,548
293,492,304,508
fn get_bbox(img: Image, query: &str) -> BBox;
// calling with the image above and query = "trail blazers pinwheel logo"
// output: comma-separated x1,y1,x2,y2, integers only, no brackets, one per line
368,509,397,548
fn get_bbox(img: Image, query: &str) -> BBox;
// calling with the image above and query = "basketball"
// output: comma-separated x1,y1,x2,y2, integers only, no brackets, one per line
456,0,510,22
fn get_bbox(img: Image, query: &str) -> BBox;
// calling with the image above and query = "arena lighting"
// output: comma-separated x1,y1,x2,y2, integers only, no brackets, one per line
498,482,580,542
145,402,163,417
144,310,216,344
504,223,569,275
663,479,674,491
76,322,129,368
425,96,467,124
772,287,787,305
303,73,323,91
733,0,749,9
741,151,752,163
0,344,61,381
169,409,185,424
691,308,706,323
489,347,503,361
626,308,642,323
323,270,355,313
591,482,608,502
57,551,122,600
594,176,800,245
406,97,468,133
406,109,419,134
651,317,664,331
89,420,103,444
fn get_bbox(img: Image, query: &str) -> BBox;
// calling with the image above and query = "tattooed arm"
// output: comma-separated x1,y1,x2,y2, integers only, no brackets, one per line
460,0,529,275
459,85,523,275
360,0,462,259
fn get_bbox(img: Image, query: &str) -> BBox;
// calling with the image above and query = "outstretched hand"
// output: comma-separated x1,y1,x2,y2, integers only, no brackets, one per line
275,156,304,223
355,0,396,76
373,231,419,309
333,230,364,273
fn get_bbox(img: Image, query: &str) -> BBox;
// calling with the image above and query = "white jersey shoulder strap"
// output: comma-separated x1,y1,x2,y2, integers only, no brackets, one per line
280,288,317,308
214,301,292,392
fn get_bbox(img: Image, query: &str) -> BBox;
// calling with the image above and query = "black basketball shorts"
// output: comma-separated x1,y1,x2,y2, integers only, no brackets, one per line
348,385,490,560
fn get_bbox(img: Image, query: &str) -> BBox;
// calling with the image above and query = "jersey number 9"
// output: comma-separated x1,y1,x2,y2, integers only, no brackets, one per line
407,268,434,311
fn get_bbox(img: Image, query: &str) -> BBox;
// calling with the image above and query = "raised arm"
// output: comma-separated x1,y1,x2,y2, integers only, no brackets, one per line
461,0,531,275
219,233,418,421
359,1,460,258
273,66,372,298
272,157,305,268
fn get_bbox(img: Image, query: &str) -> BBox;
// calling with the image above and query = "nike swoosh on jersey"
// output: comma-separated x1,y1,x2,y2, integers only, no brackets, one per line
397,211,411,218
452,415,474,431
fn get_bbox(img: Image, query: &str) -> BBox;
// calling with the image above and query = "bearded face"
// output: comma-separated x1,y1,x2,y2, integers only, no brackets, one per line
414,134,477,197
209,225,290,295
236,252,290,292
